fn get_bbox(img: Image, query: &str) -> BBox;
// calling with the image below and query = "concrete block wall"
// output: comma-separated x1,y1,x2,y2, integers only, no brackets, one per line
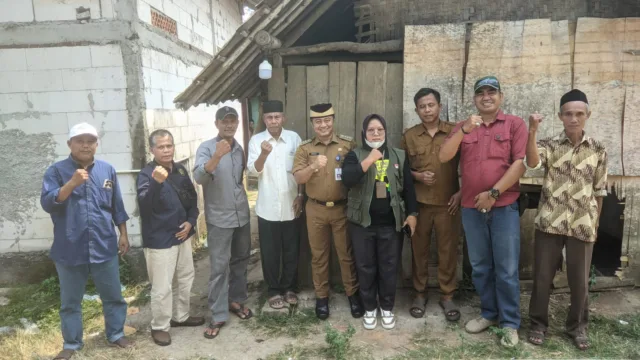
0,0,118,23
0,44,136,251
137,0,242,55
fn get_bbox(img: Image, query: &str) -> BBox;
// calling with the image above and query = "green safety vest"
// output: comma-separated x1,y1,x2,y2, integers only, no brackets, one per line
347,147,406,232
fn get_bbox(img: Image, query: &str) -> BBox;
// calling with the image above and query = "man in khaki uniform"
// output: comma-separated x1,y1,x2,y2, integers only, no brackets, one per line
401,88,462,321
293,103,363,320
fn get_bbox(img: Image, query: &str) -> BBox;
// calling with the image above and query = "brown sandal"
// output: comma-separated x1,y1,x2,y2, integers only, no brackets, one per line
284,291,298,305
229,303,253,320
53,349,76,360
571,333,590,351
410,296,426,318
268,295,286,309
439,298,461,322
204,322,225,339
527,329,545,345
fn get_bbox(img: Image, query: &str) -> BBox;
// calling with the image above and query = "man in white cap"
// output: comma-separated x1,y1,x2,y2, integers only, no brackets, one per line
40,122,133,360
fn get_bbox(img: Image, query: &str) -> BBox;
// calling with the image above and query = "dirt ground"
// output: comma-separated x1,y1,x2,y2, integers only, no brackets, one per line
36,251,638,360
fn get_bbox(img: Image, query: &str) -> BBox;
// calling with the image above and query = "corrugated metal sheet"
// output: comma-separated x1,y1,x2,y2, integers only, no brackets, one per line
174,0,337,110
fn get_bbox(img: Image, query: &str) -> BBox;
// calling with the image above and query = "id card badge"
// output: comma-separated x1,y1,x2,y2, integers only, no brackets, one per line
376,182,387,198
335,168,342,181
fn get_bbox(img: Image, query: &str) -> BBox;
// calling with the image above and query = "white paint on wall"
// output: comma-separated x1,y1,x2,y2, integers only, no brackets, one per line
0,0,34,22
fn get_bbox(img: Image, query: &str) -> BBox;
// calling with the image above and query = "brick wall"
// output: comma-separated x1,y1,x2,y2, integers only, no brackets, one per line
137,0,242,54
0,0,118,22
0,44,140,251
355,0,640,41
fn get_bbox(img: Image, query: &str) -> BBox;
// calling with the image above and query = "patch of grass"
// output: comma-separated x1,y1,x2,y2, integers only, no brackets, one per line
324,323,356,360
266,344,322,360
244,307,320,338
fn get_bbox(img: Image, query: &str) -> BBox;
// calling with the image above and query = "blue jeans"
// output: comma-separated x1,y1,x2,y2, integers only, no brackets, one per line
55,256,127,350
462,202,521,329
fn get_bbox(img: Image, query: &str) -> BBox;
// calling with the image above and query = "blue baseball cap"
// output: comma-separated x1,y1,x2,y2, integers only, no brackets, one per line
474,76,501,92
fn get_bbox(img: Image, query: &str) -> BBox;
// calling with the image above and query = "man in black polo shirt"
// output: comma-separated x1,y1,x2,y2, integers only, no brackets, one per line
137,129,204,346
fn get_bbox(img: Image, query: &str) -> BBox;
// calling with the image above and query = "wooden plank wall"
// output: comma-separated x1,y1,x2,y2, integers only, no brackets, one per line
386,63,404,148
573,18,626,175
285,66,308,137
329,62,357,139
403,24,466,128
356,62,388,145
306,66,330,139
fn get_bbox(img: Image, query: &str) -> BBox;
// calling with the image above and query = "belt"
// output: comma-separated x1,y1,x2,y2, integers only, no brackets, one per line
309,198,347,207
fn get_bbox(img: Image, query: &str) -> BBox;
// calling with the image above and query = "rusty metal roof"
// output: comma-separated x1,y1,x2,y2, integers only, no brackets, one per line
174,0,339,110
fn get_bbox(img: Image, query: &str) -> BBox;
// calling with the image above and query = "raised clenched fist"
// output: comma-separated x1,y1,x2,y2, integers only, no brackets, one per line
311,155,328,170
462,115,483,133
260,141,273,155
214,140,232,158
529,113,543,132
152,166,168,184
367,148,383,162
70,169,89,187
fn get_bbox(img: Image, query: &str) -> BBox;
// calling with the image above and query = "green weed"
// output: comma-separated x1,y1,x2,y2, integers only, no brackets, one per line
324,323,356,360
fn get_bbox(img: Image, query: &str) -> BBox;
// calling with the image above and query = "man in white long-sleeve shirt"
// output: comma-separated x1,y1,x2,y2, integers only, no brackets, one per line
247,100,304,309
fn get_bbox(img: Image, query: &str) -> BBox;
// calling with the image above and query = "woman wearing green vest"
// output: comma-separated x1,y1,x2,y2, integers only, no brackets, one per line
342,114,418,330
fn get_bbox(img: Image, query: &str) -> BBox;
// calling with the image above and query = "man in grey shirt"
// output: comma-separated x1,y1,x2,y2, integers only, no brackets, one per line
193,106,252,339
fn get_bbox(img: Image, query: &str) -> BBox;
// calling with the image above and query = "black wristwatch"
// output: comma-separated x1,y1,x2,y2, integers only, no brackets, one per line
489,188,500,200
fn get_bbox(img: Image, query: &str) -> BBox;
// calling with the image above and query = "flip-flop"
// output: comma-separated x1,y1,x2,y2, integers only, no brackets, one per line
439,298,461,322
284,291,298,305
268,295,286,309
229,303,253,320
203,322,225,339
527,329,546,345
409,297,426,318
53,349,75,360
568,332,590,351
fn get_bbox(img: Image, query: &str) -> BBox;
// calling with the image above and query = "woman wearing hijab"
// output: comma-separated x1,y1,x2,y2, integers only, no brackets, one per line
342,114,418,330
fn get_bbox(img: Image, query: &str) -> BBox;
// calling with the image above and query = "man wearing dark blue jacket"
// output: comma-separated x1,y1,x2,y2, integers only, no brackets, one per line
137,129,204,346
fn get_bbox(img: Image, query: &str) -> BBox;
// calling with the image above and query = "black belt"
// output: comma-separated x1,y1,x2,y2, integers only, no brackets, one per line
309,198,347,207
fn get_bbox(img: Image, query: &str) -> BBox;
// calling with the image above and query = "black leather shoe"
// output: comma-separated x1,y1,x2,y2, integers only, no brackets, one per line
348,293,364,318
315,297,329,320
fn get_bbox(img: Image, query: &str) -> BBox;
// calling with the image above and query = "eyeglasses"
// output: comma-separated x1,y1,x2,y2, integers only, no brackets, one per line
366,128,385,135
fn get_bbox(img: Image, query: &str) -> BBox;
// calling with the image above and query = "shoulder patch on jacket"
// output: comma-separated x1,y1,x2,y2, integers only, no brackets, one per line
300,139,312,146
338,134,353,141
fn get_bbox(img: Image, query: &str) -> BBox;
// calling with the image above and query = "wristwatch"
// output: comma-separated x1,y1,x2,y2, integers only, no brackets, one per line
489,188,500,200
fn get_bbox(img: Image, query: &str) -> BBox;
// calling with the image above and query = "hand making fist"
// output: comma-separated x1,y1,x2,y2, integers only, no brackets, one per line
70,169,89,187
214,140,232,158
367,148,383,162
152,166,168,184
529,113,543,132
462,115,483,133
260,141,273,155
311,155,328,171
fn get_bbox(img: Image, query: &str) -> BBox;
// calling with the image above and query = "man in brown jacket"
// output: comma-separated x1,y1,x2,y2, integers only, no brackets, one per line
401,88,462,321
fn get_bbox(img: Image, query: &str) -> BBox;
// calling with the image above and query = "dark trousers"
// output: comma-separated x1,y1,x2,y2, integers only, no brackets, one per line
529,230,594,336
349,223,402,311
258,217,300,297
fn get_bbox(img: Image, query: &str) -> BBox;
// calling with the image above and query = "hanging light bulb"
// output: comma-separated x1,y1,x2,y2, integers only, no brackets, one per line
259,59,272,79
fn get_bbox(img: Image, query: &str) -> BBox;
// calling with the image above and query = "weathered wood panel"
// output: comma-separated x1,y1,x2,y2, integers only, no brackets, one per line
464,20,572,141
356,62,387,145
573,18,626,175
385,63,404,148
306,65,330,138
285,66,307,139
622,19,640,176
267,68,286,106
403,24,466,129
329,62,357,139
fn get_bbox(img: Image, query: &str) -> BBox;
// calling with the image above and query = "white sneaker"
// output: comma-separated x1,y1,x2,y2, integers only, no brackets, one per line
363,309,377,330
380,309,396,329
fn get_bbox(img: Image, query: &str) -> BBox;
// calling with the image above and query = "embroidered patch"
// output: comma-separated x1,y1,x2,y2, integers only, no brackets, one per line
103,179,113,189
178,168,186,176
394,163,399,169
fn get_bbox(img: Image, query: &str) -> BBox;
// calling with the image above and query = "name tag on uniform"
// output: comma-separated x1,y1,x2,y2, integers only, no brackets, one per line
335,168,342,181
376,182,387,198
103,179,113,189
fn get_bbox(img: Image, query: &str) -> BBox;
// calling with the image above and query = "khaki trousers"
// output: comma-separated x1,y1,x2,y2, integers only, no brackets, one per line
411,204,460,297
144,239,195,331
306,201,358,298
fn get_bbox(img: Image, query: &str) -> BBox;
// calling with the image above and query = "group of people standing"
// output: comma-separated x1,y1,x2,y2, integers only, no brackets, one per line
41,75,606,359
